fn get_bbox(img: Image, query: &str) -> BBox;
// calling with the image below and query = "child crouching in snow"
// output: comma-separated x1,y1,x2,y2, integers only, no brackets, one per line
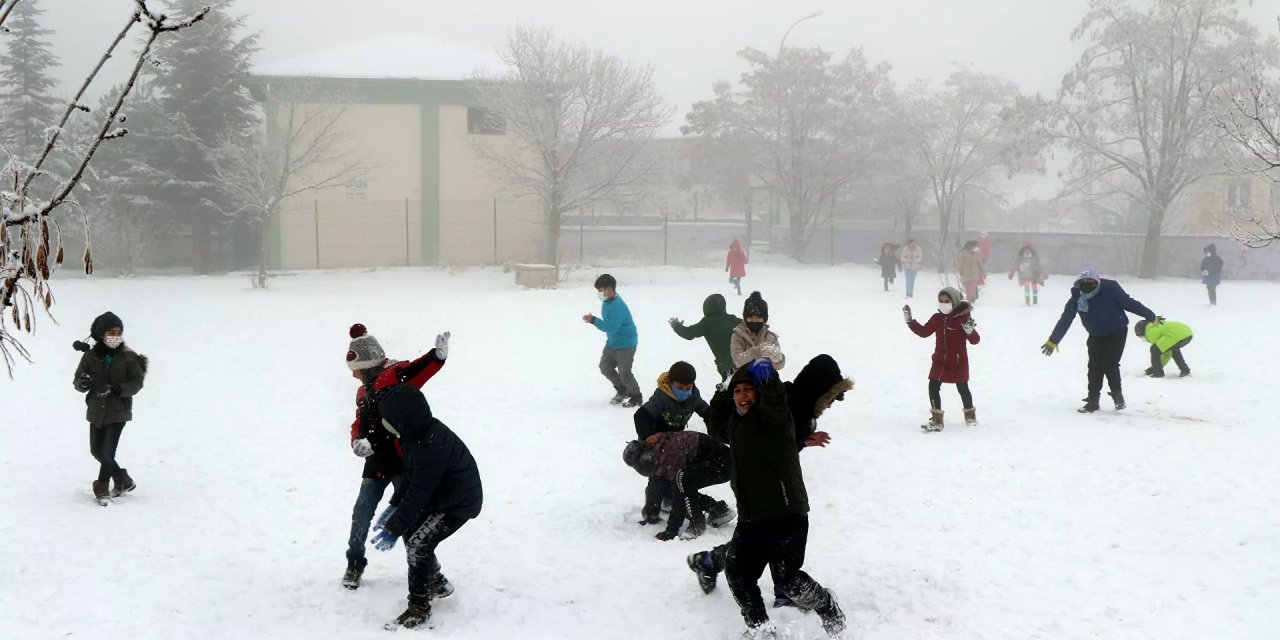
904,287,980,432
623,432,735,541
1135,318,1193,378
633,361,710,525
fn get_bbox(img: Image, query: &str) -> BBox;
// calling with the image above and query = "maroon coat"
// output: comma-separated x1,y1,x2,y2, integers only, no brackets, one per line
726,240,748,279
908,303,980,383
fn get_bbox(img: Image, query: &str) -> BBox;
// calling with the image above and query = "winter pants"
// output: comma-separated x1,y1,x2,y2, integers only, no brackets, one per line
928,380,973,411
963,279,980,304
1086,328,1128,401
643,475,675,517
1150,337,1192,373
347,474,404,561
730,276,742,295
725,514,836,627
405,513,467,610
600,346,641,400
1206,284,1218,305
89,422,125,483
666,448,732,534
904,269,918,298
1021,280,1040,304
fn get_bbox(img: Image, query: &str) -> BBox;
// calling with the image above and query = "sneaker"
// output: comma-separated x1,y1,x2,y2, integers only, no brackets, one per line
817,594,847,638
708,501,737,527
680,520,707,541
342,557,368,590
622,395,643,408
609,392,627,405
1109,391,1126,411
385,604,431,631
687,551,719,594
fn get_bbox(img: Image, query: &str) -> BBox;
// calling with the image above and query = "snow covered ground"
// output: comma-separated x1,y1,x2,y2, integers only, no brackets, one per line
1,264,1277,640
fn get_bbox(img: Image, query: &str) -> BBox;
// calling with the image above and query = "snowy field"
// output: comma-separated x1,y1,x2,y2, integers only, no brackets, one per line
1,263,1277,640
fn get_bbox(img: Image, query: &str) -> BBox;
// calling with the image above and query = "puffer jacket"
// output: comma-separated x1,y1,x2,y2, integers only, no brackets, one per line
1141,320,1193,354
670,294,741,374
633,372,710,440
899,244,924,271
730,323,785,370
909,302,980,384
73,343,147,425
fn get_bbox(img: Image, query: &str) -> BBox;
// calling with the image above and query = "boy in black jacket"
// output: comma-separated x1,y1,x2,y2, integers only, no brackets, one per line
633,361,710,525
369,384,482,631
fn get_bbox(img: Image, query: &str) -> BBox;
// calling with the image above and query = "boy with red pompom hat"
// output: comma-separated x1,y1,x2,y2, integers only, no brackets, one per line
341,323,451,591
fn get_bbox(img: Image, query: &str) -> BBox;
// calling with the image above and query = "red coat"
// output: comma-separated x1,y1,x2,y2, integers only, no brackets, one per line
908,305,980,383
726,241,748,278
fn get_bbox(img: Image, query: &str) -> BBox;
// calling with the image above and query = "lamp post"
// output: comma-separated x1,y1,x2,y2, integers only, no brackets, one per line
778,10,824,55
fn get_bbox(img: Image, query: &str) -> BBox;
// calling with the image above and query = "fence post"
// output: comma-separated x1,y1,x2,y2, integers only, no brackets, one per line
663,203,669,265
745,195,753,261
404,198,411,266
579,207,585,264
313,198,320,270
493,198,498,264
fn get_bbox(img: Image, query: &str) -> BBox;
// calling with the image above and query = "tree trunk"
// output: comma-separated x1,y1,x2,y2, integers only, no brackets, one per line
192,207,212,275
1139,200,1165,279
544,201,561,266
256,216,270,289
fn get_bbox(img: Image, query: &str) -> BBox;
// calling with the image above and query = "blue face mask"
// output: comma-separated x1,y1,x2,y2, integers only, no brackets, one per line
673,386,693,401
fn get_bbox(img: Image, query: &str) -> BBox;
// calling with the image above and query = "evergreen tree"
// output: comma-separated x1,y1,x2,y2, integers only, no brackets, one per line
0,0,63,184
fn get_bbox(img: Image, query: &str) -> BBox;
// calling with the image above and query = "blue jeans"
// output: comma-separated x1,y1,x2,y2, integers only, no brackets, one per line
904,269,918,297
347,475,403,561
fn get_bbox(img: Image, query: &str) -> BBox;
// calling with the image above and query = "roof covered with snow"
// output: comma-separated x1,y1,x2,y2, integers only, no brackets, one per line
252,34,503,82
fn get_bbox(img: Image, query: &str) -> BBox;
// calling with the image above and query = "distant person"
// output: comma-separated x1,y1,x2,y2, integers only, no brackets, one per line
72,311,147,506
877,243,901,292
583,273,642,407
726,239,749,296
731,291,785,370
1008,241,1046,306
904,288,980,431
899,239,924,299
669,294,741,380
1041,268,1158,413
1135,318,1193,378
957,241,985,304
1200,244,1223,306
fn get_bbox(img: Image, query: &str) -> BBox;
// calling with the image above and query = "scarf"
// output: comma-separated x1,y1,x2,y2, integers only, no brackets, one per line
1077,287,1100,313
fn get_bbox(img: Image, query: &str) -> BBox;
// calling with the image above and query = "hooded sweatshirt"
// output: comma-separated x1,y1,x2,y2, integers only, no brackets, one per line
785,354,854,452
726,240,748,278
1201,245,1224,286
670,294,741,374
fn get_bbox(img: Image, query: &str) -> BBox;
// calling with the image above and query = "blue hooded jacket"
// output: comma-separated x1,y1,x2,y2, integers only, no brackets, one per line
593,295,639,349
1049,274,1155,343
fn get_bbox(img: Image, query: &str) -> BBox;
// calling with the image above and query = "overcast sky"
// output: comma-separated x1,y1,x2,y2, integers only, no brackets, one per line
31,0,1280,126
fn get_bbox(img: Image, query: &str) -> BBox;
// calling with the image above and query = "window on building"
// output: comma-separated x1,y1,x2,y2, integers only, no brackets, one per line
467,107,505,135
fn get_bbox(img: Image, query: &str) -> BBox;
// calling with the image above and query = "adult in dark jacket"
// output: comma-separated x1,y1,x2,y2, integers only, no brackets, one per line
688,361,845,638
1201,244,1224,306
370,384,482,631
1042,268,1157,413
341,324,449,590
632,362,711,524
669,294,742,380
877,242,901,292
72,311,147,505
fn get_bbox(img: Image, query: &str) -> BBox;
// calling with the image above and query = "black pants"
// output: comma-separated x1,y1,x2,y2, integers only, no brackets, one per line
1150,336,1192,373
89,423,125,483
724,514,834,627
405,513,467,609
1086,329,1128,400
643,476,675,516
1206,284,1217,305
928,380,973,410
667,449,731,533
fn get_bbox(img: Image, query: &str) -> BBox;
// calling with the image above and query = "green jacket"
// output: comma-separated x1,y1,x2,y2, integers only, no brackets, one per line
1143,320,1193,366
707,365,809,523
671,294,741,374
73,345,147,425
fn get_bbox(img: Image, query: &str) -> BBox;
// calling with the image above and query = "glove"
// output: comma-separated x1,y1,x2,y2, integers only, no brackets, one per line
370,529,398,551
434,331,450,360
351,438,374,458
962,318,977,335
1041,340,1058,356
75,372,93,392
747,358,774,387
902,305,913,324
372,505,397,532
95,385,120,398
655,530,677,541
1202,270,1209,276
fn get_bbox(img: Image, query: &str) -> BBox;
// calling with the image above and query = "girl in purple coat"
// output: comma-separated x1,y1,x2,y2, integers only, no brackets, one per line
903,287,980,432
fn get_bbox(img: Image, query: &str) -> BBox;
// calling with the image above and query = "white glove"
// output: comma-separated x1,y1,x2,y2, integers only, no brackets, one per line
962,318,977,335
1201,270,1209,276
902,305,913,324
352,438,374,458
435,331,450,360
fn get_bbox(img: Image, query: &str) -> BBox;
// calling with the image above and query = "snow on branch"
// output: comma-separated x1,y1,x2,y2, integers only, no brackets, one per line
0,0,20,33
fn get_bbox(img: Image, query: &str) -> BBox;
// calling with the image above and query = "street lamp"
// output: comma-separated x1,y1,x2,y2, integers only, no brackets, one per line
778,10,824,55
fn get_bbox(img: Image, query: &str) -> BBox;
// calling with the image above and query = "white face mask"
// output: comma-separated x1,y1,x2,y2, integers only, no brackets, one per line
938,303,954,315
103,335,124,349
597,291,607,302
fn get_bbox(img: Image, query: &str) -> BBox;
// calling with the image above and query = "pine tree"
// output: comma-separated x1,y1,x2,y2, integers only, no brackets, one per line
149,0,259,274
0,0,63,183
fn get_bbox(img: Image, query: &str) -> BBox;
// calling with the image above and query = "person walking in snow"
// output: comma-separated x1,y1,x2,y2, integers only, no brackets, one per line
72,311,147,506
726,239,749,296
1008,242,1046,306
633,361,711,526
1200,244,1224,306
369,384,482,631
1041,268,1158,413
623,431,735,541
583,274,642,407
877,243,901,292
957,241,985,305
904,288,980,432
1135,318,1193,378
899,239,924,299
669,294,741,380
731,292,785,371
341,324,450,590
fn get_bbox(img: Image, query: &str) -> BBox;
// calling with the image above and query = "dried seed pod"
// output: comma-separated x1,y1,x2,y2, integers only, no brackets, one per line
83,246,94,275
56,245,65,265
44,290,52,308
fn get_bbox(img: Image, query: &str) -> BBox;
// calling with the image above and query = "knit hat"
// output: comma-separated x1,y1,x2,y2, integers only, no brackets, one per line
90,311,123,341
346,323,387,371
669,361,696,386
622,440,658,477
743,291,768,321
1074,267,1102,286
938,287,964,305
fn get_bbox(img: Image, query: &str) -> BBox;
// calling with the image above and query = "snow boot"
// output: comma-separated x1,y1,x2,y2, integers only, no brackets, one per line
1145,367,1164,378
680,518,707,541
708,501,736,527
342,557,367,590
609,391,627,406
430,575,454,599
638,504,661,525
1078,396,1100,413
921,409,944,432
92,480,111,506
111,469,136,497
963,407,978,426
687,551,720,594
385,604,431,631
1109,391,1126,411
1179,368,1191,378
622,394,643,408
817,594,847,638
742,622,778,639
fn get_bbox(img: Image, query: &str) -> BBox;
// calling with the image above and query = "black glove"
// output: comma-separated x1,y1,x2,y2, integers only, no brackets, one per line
75,372,93,392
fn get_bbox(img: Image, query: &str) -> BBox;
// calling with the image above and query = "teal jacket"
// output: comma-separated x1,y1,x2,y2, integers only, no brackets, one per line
593,295,638,349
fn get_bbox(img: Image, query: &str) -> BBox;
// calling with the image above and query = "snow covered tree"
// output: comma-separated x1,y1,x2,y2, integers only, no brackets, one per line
470,27,669,266
0,0,61,188
684,46,894,259
149,0,258,274
1052,0,1266,278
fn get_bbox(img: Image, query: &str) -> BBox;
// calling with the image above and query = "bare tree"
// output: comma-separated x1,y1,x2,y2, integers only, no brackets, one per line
470,26,669,266
1051,0,1265,278
0,0,207,374
208,84,369,288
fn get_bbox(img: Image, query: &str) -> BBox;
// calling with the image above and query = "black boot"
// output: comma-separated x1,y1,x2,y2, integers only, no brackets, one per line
638,504,661,525
342,557,367,590
1109,391,1126,410
708,500,736,527
1078,396,1100,413
385,604,431,631
687,551,720,594
111,469,136,497
92,480,111,506
817,594,847,638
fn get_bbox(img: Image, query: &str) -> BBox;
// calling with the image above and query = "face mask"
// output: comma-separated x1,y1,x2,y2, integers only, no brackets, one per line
745,321,765,333
103,335,124,349
1205,252,1211,258
673,386,693,401
597,291,607,302
380,418,400,438
1078,280,1098,294
938,303,954,315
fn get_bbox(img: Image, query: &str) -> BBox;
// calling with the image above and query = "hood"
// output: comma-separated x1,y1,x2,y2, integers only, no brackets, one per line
939,287,965,307
792,354,854,419
730,239,742,250
376,384,435,440
656,371,676,400
1204,244,1217,255
728,365,756,390
702,293,728,317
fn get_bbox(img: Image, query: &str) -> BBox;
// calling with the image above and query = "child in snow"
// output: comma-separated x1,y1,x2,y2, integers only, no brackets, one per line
877,243,901,292
726,239,748,296
690,360,846,637
1135,318,1193,378
623,431,735,541
669,294,742,380
72,311,147,505
899,239,924,299
370,384,482,631
1008,242,1046,306
1201,244,1224,306
583,273,642,407
341,324,450,590
957,241,985,304
731,291,786,371
904,288,980,432
633,361,711,525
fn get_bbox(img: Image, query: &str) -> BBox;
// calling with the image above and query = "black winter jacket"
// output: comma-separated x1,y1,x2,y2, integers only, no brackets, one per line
73,342,147,425
633,372,710,440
